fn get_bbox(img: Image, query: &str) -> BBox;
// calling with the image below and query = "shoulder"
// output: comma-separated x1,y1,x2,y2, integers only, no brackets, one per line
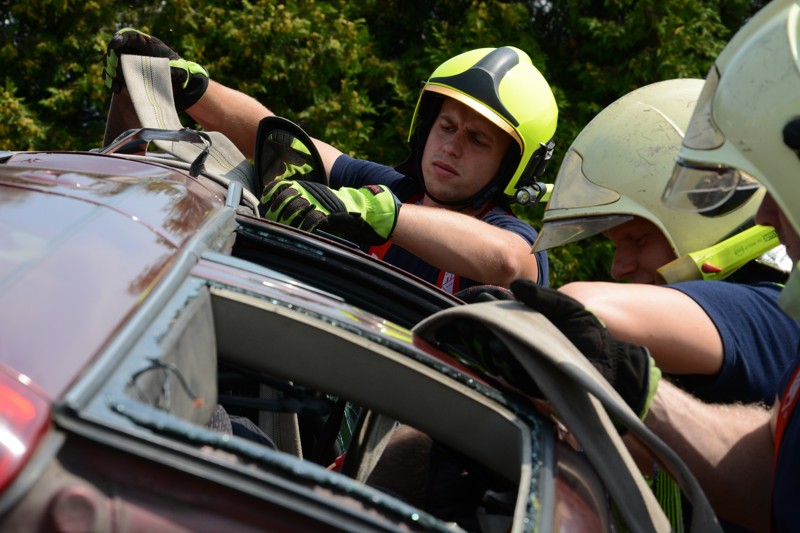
667,280,800,338
480,206,539,243
330,155,396,185
331,155,420,200
668,279,784,307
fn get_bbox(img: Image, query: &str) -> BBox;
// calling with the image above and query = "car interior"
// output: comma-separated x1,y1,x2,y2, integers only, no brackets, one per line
84,263,557,532
211,282,534,528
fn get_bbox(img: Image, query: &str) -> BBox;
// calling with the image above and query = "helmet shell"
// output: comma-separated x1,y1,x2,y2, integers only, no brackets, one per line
408,47,558,198
663,0,800,315
669,1,800,237
534,78,764,257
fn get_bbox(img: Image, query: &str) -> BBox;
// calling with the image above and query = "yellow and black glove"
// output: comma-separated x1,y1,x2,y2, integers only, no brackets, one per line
103,28,209,111
510,279,661,419
258,129,321,183
260,180,400,246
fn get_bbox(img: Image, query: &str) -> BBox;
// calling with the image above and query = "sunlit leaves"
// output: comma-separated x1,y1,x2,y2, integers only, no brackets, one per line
1,0,768,283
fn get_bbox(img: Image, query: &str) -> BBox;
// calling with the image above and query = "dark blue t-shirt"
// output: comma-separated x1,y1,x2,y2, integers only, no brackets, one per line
330,155,549,292
666,280,800,404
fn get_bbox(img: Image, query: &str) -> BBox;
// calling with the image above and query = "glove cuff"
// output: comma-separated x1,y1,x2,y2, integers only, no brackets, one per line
339,185,400,244
609,341,656,418
639,356,661,419
366,185,401,242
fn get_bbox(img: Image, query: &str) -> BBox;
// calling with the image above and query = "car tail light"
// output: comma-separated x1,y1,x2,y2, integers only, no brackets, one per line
0,365,50,492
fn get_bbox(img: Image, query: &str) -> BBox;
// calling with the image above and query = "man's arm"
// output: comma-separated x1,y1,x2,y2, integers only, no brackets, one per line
509,281,774,531
189,83,539,287
186,81,343,174
391,204,539,286
102,29,343,175
643,381,774,531
558,281,723,375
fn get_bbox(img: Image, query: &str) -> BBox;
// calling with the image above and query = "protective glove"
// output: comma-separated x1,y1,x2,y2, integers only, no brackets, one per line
510,279,661,419
103,28,209,111
260,180,401,246
258,129,322,183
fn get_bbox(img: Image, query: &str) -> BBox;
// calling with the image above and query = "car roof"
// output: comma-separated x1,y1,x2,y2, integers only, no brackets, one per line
0,151,227,399
0,149,548,528
0,149,467,397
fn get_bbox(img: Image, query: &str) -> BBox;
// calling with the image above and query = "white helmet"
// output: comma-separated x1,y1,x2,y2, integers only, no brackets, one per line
662,0,800,315
534,78,765,259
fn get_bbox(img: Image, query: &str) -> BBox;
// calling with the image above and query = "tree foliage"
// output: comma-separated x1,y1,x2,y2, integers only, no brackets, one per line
0,0,769,285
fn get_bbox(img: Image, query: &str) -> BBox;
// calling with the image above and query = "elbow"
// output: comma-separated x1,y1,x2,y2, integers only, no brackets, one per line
488,253,538,288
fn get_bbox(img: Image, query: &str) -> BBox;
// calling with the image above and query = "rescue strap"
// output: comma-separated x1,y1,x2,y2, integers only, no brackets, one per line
414,301,723,533
102,54,260,213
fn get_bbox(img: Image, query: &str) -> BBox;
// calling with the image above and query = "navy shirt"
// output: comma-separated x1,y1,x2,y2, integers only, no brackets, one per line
330,155,548,292
666,280,800,404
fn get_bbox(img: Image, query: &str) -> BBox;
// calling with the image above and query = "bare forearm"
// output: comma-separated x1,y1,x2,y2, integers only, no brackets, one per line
186,81,273,159
559,281,723,375
186,81,343,173
391,204,538,286
645,381,773,531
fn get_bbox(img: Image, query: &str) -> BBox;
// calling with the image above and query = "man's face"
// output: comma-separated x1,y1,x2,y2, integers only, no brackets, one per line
756,192,800,263
420,98,513,206
604,217,677,284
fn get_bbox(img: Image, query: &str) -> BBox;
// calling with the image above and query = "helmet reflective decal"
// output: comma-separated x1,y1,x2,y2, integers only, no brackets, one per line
430,47,521,127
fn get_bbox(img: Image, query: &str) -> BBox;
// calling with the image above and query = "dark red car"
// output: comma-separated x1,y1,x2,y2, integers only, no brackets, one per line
0,128,716,531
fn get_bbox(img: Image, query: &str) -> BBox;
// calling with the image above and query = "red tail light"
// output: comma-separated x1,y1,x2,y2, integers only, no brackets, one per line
0,365,50,492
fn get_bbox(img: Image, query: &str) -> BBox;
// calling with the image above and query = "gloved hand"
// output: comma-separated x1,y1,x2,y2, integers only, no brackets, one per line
510,279,661,419
260,180,401,246
430,316,539,394
258,129,322,183
103,28,209,111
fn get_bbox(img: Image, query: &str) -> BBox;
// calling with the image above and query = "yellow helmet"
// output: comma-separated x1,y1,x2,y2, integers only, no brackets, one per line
662,0,800,315
402,46,558,207
533,78,765,258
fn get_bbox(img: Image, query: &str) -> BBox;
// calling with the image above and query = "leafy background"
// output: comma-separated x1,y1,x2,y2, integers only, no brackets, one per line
0,0,768,285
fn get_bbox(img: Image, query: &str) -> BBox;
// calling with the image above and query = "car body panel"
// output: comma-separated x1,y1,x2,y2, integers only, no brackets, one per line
1,178,173,398
0,148,627,532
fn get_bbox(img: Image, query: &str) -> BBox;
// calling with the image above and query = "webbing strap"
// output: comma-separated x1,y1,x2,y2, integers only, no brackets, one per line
103,55,260,210
341,409,397,483
414,301,723,533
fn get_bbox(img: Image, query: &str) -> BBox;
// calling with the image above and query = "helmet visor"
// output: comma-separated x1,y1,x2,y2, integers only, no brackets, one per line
662,161,761,217
532,215,633,252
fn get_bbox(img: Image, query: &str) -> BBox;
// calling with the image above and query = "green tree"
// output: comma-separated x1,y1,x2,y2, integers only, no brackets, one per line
0,0,769,285
1,1,116,149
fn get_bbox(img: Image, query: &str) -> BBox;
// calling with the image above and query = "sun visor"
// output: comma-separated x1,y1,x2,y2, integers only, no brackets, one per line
533,215,633,252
